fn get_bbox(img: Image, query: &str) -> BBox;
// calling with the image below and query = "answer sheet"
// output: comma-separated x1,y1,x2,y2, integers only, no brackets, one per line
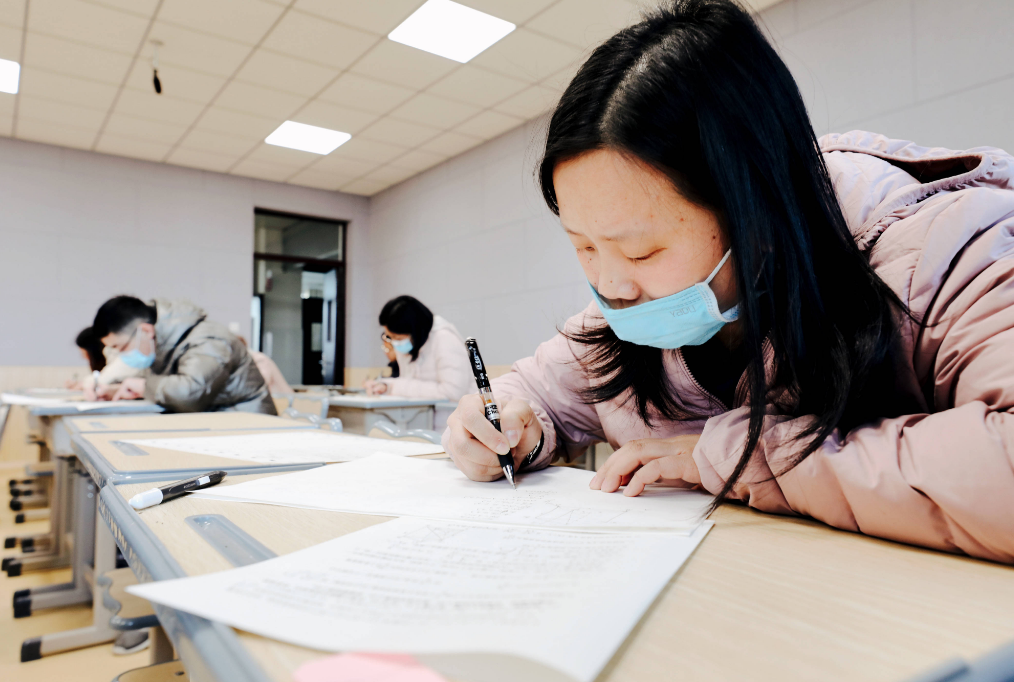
129,517,713,682
0,393,154,411
123,431,444,465
193,453,712,532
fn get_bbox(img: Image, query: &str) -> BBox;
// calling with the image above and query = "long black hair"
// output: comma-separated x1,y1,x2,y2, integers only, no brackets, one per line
540,0,913,506
379,296,433,363
75,327,106,372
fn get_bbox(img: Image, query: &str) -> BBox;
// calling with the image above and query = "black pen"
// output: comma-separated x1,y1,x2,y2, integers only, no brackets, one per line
128,471,227,510
464,338,516,489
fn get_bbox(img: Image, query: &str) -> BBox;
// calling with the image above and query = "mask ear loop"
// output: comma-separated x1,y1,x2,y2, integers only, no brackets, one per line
703,249,733,286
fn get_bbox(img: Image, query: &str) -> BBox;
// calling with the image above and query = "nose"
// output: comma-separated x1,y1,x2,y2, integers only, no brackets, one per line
594,260,640,303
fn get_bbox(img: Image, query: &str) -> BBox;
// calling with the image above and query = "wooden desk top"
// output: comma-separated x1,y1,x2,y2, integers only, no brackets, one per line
114,474,1014,682
66,412,305,435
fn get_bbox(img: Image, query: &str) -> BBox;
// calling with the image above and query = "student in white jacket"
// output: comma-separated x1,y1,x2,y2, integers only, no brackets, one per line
364,296,474,401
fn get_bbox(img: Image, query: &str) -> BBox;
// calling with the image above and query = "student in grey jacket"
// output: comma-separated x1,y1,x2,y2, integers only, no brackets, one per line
92,296,276,414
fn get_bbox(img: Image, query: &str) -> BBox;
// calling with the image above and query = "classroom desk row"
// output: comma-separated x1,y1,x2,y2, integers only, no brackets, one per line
10,403,1014,681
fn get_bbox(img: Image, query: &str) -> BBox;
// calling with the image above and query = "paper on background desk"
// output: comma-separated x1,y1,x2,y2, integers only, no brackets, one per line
129,517,713,682
194,453,712,533
123,431,444,465
0,393,152,411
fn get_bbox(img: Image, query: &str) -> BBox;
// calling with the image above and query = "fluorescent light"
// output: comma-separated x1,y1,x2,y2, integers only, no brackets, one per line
388,0,515,63
0,58,20,95
265,121,351,155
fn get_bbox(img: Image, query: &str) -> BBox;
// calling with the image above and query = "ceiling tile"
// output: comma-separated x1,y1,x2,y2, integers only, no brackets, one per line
526,0,641,49
88,0,159,15
95,131,174,161
245,142,319,168
15,117,97,149
0,0,25,29
235,49,339,97
230,158,299,183
321,136,408,164
195,107,279,139
0,22,20,61
388,92,481,130
317,73,415,114
287,167,355,191
158,0,285,46
291,100,377,135
293,0,420,35
166,146,240,172
455,109,522,139
349,40,457,91
388,147,447,172
458,0,557,25
311,152,382,177
426,65,529,108
418,130,483,156
469,28,582,82
540,59,583,91
492,83,560,119
123,60,226,104
358,116,441,147
0,91,12,117
18,68,119,111
103,113,188,145
216,80,307,120
0,115,10,137
29,0,148,54
23,33,132,85
17,94,107,129
262,10,378,69
340,177,390,196
147,21,253,78
362,164,417,186
177,127,259,156
114,89,205,126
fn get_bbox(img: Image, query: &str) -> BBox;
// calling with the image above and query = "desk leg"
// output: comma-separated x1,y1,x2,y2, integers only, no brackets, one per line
14,470,96,616
5,455,73,577
21,493,118,661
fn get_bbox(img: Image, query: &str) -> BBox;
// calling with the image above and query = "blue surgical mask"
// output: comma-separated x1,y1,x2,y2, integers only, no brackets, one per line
119,328,156,369
589,250,739,349
391,338,413,354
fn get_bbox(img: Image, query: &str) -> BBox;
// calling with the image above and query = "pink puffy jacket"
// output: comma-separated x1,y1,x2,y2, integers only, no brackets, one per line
380,315,475,401
487,132,1014,563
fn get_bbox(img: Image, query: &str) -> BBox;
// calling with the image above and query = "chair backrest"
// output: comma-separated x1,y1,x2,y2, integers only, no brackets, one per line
271,393,293,416
367,421,442,445
281,407,343,432
290,394,329,420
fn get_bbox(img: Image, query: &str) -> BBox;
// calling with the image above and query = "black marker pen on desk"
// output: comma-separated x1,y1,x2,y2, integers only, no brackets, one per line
128,471,227,510
464,337,516,490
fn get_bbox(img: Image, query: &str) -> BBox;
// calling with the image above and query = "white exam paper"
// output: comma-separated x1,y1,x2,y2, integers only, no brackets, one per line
123,431,443,465
193,453,712,532
128,517,712,682
0,393,149,411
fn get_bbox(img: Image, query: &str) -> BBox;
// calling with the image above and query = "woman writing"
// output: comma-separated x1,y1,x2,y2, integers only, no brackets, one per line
364,296,474,401
444,0,1014,562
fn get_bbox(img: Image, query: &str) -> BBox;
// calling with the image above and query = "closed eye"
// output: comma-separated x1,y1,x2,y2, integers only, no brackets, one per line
630,249,664,263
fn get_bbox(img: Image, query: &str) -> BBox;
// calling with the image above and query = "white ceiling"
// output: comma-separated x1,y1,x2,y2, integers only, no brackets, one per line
0,0,780,196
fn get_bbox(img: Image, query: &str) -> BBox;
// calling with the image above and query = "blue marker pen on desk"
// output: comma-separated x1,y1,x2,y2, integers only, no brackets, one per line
129,471,227,510
464,337,516,489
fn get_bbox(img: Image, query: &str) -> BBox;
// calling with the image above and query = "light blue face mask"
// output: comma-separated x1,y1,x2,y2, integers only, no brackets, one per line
589,249,740,349
391,338,413,355
119,328,156,369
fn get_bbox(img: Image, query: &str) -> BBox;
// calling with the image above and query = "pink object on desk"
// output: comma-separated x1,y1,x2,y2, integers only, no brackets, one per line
293,653,447,682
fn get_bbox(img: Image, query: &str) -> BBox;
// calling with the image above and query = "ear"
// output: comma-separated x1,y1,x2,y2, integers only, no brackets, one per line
139,322,156,337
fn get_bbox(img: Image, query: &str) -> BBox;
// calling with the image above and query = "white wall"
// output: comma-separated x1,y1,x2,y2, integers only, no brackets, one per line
0,136,372,368
364,0,1014,368
759,0,1014,153
368,118,588,367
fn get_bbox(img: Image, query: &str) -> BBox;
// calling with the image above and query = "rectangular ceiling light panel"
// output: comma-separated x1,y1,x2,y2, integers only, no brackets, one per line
0,58,20,94
265,121,352,155
388,0,515,63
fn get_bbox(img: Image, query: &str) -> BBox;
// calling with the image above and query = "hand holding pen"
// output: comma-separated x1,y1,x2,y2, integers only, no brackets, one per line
447,338,545,485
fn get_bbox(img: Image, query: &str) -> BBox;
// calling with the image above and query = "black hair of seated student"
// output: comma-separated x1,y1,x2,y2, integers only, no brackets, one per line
379,296,432,363
75,327,106,372
540,0,915,510
388,359,400,378
92,295,157,339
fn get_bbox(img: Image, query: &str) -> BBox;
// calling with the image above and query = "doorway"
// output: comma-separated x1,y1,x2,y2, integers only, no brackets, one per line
252,209,346,387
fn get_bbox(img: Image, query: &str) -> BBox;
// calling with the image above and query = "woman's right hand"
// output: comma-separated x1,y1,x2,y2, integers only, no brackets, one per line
446,394,543,481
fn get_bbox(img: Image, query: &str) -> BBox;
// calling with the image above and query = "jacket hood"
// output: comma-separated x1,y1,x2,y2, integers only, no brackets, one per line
820,131,1014,252
152,298,207,361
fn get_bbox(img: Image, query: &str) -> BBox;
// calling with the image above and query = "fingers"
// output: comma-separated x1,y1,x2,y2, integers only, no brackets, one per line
623,460,662,497
446,395,511,482
591,444,651,493
457,398,510,456
499,398,535,449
